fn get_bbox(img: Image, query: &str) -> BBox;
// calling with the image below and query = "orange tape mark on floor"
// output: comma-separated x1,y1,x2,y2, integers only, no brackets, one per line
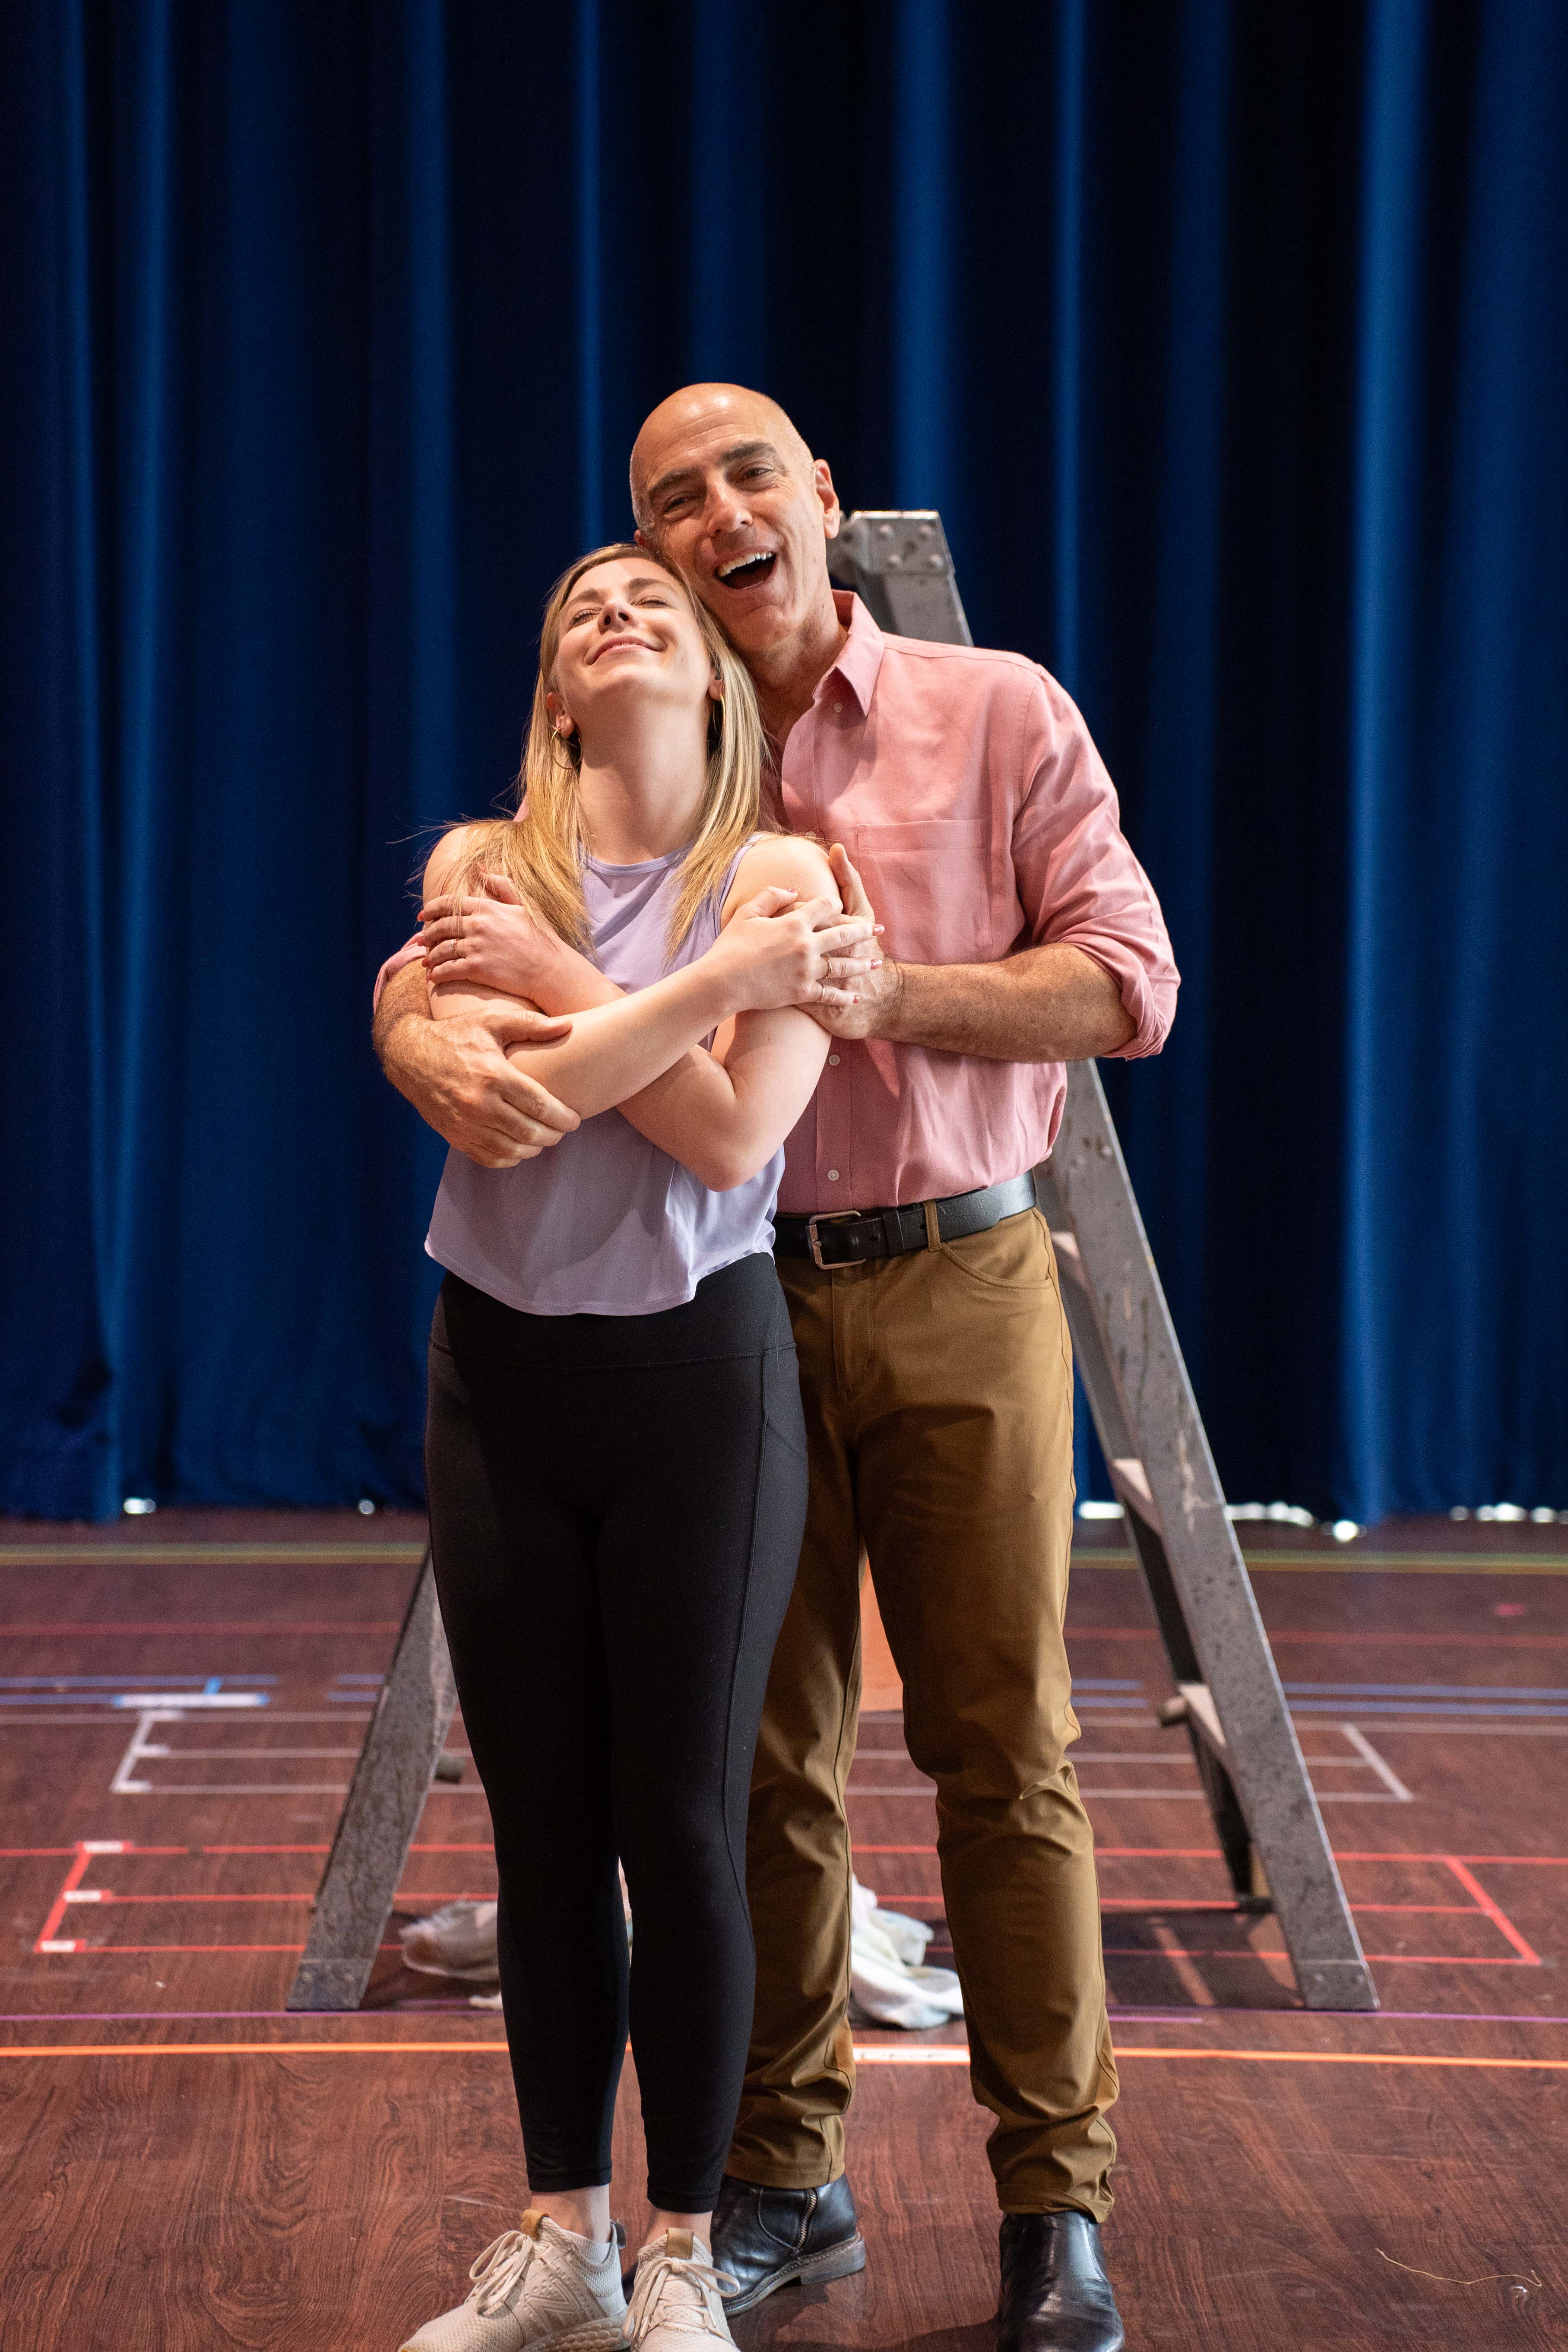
0,2042,1565,2073
1106,2048,1568,2070
853,2047,1568,2071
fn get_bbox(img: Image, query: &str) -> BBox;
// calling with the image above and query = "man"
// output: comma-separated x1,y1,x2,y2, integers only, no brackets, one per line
378,387,1176,2352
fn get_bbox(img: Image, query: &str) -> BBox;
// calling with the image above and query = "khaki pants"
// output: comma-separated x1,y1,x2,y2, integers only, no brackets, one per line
729,1205,1118,2218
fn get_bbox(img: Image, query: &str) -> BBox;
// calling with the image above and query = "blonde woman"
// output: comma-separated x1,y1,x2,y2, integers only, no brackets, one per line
400,545,877,2352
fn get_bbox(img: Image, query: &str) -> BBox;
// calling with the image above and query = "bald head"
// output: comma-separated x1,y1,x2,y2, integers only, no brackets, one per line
630,383,814,530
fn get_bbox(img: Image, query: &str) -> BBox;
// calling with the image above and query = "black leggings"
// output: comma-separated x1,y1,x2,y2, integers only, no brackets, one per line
424,1255,807,2213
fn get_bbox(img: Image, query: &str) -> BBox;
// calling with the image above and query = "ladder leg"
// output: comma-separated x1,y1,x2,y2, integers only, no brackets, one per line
1040,1081,1378,2013
286,1550,457,2012
1187,1734,1267,1908
1051,1207,1267,1907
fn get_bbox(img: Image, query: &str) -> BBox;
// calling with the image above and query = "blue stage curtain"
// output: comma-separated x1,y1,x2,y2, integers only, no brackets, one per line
3,1,1564,1521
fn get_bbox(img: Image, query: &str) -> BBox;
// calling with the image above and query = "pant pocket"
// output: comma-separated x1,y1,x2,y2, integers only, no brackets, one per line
762,1344,810,1463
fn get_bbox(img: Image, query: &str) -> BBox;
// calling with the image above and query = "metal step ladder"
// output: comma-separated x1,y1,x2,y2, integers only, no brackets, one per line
287,510,1376,2016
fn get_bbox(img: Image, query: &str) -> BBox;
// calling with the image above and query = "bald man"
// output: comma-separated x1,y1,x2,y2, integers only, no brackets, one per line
380,389,1177,2352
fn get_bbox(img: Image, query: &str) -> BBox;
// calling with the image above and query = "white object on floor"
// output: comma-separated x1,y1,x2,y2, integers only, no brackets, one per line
400,2208,625,2352
848,1875,964,2031
402,1873,632,1989
401,1899,501,1984
399,1876,959,2033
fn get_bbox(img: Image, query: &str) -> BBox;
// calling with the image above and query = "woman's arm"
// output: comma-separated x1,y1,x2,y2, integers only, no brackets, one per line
617,1001,829,1190
604,841,851,1186
419,837,877,1020
423,833,872,1189
419,828,871,1128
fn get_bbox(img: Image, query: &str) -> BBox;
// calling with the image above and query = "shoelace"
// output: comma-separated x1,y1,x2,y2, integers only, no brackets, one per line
622,2249,740,2343
469,2229,545,2319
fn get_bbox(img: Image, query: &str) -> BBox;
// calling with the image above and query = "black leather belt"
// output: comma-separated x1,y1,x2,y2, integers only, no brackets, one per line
774,1172,1038,1269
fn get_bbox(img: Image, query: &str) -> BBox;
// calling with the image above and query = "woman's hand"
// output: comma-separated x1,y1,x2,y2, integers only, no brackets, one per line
421,872,563,997
704,885,881,1014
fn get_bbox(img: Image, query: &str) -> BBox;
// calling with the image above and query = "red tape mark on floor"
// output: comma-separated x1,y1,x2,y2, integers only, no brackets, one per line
0,1622,404,1636
1444,1856,1543,1963
33,1850,93,1952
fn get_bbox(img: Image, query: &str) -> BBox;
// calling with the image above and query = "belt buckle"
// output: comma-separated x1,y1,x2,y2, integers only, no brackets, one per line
806,1212,858,1269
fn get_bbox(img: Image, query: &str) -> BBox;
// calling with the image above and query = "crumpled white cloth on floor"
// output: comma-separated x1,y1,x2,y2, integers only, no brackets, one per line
400,1874,633,2007
400,1898,501,1982
399,1874,962,2031
848,1876,964,2031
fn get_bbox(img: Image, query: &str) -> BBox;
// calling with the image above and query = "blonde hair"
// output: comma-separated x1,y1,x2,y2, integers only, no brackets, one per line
436,542,770,954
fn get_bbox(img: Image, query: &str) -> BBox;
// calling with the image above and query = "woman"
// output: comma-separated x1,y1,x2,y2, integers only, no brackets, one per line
402,544,877,2352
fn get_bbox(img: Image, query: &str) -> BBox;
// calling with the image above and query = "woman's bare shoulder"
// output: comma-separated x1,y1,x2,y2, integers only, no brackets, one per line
423,819,513,902
726,832,839,912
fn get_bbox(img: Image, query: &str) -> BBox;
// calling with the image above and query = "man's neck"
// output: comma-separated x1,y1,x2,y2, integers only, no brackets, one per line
746,594,849,746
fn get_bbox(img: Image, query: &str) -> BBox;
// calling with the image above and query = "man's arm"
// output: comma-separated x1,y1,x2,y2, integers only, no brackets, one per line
373,961,583,1170
430,847,1116,1063
823,936,1136,1060
814,657,1178,1063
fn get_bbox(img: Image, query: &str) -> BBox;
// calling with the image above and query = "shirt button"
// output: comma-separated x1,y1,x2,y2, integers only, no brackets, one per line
833,700,843,713
827,1169,840,1182
827,1054,840,1067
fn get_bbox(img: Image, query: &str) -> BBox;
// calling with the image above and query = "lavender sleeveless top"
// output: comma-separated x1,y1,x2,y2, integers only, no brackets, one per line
424,841,781,1316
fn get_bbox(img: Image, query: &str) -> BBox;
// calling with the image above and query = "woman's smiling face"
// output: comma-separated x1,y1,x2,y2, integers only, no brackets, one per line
547,555,719,748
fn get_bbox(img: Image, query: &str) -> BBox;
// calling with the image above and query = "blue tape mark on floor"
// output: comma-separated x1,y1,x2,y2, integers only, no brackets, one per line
1288,1699,1568,1717
1284,1682,1568,1700
0,1675,279,1689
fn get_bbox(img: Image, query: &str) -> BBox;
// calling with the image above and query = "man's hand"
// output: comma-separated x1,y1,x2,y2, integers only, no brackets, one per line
804,843,1137,1059
374,966,581,1168
419,872,562,999
804,845,901,1039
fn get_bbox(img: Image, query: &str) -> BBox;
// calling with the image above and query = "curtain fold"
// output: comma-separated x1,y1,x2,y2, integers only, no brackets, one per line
3,0,1564,1520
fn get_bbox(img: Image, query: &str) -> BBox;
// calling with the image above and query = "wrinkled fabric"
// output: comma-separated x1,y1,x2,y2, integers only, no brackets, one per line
848,1877,964,2032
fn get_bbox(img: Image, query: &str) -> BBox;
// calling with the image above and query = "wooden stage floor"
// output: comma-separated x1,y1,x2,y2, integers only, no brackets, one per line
0,1511,1564,2348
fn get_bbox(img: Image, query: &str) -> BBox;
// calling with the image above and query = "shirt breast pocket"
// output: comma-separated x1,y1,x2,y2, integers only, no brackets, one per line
843,819,1012,966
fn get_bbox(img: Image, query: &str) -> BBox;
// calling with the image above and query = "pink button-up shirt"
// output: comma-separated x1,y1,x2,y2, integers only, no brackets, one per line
772,593,1178,1216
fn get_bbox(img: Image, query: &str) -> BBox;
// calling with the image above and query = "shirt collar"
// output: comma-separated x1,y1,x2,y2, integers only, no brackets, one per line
817,590,885,716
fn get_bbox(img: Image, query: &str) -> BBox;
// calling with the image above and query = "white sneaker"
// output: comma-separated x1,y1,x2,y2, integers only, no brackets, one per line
621,2232,738,2352
402,2209,627,2352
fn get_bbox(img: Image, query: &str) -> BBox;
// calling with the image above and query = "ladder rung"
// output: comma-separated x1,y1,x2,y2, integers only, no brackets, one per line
1109,1454,1163,1534
1177,1681,1228,1759
1048,1227,1088,1288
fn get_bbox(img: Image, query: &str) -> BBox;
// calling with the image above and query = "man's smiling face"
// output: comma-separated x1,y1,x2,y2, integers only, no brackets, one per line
631,385,842,662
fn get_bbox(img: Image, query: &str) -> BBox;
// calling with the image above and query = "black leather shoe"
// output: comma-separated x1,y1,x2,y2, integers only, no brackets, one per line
997,2213,1124,2352
709,2172,867,2312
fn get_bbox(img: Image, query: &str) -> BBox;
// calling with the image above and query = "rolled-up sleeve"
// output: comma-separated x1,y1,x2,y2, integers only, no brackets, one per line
1009,672,1179,1059
372,933,423,1012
